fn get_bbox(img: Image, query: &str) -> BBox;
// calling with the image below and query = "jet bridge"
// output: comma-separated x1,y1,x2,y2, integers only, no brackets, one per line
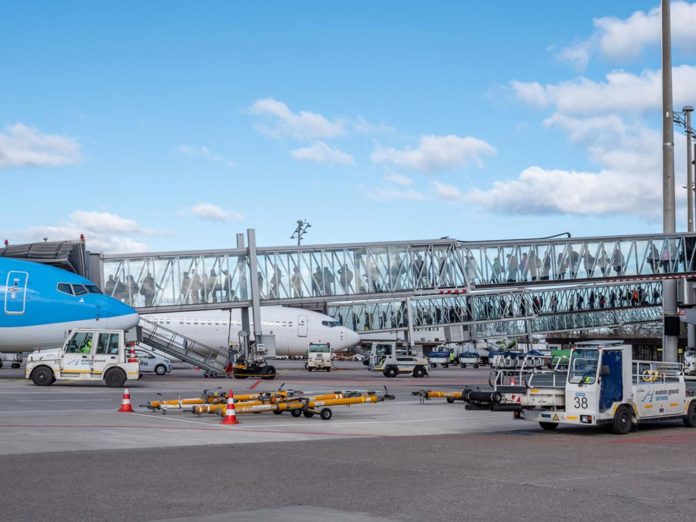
98,232,696,311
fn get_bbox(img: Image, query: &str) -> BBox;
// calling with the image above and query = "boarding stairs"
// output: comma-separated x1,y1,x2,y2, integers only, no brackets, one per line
139,318,229,377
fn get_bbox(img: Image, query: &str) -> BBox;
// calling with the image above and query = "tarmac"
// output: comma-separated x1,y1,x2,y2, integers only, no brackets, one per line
1,361,695,521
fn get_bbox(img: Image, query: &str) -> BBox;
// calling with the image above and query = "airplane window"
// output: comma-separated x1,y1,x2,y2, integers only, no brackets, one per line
72,285,88,296
57,283,73,295
86,285,102,294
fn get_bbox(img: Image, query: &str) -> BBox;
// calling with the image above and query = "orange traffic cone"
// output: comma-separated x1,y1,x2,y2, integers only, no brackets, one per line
221,389,239,425
118,388,134,413
127,343,138,363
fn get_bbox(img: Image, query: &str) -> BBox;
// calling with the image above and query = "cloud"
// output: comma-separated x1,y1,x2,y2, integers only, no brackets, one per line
371,134,496,173
12,210,150,253
433,181,465,202
190,202,244,223
511,65,696,115
384,172,414,186
556,2,696,67
249,98,345,140
0,123,81,169
290,141,355,165
367,188,427,202
177,145,235,167
468,166,660,218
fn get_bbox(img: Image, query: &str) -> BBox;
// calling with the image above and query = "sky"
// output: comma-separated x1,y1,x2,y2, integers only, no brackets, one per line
2,1,696,253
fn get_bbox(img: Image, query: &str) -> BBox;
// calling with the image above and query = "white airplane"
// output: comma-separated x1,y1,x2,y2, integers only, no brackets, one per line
143,305,360,357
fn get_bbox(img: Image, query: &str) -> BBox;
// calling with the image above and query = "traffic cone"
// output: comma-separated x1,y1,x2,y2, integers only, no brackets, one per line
221,389,239,425
127,343,138,363
118,388,134,413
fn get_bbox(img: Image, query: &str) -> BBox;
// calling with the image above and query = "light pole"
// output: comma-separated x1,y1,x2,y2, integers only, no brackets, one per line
686,106,694,232
662,0,679,362
290,219,311,246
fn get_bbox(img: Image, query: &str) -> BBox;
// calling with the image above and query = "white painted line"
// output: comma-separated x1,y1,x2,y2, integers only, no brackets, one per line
0,409,115,415
16,399,114,402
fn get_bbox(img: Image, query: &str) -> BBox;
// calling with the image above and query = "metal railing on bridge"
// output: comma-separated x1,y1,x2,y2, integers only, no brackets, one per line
99,233,696,310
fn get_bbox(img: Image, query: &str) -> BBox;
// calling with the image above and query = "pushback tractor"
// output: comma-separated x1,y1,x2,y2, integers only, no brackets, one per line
463,341,696,434
25,328,140,387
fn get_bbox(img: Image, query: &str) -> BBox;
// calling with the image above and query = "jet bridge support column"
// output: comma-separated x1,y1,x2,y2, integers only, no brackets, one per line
406,297,415,353
247,228,263,347
236,233,251,344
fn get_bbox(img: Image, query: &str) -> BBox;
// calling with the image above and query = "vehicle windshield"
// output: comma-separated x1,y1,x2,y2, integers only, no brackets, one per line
568,349,600,384
309,344,330,353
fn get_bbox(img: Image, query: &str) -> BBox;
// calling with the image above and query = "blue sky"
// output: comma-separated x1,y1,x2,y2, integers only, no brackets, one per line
2,1,696,252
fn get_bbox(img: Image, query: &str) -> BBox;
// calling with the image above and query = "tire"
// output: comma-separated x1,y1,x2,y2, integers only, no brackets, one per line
430,363,437,369
261,366,276,380
307,367,313,372
413,366,426,378
273,410,283,415
539,422,558,431
11,363,20,369
303,410,315,418
103,368,127,388
446,397,455,404
460,363,467,368
442,363,449,369
473,364,479,369
290,409,302,417
326,367,331,372
611,405,633,435
31,366,54,386
684,400,696,428
154,364,167,376
320,408,332,420
384,366,398,378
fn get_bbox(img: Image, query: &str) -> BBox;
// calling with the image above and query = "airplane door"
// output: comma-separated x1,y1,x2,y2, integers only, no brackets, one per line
4,271,28,314
298,315,308,337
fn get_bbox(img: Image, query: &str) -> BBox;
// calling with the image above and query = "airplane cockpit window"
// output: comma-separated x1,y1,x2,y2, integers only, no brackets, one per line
86,285,102,294
322,320,340,328
72,284,88,296
57,283,74,295
65,332,94,354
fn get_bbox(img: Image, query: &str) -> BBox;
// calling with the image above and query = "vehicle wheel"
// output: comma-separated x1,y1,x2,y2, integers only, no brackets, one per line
442,363,449,369
460,363,467,368
430,363,437,369
384,366,398,378
413,366,426,378
539,422,558,431
261,366,276,380
11,363,20,369
326,367,331,372
307,367,313,372
104,368,127,388
473,364,479,369
303,410,314,418
446,397,455,404
290,409,302,417
611,405,633,435
155,364,167,376
273,410,283,415
31,366,54,386
684,400,696,428
0,360,3,368
320,408,332,421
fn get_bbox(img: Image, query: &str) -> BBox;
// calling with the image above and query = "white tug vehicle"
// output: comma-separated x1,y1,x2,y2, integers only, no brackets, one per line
462,341,696,434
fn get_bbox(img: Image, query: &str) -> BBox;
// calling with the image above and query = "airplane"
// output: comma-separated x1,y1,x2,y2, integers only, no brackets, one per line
143,306,361,357
0,257,140,355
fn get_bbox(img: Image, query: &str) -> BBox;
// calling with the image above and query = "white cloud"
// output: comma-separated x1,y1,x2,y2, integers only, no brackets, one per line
15,211,149,253
433,181,465,202
367,188,427,202
468,166,660,218
384,172,414,186
511,65,696,115
556,2,696,67
0,123,81,169
290,141,355,165
249,98,345,140
177,145,235,167
190,202,244,223
371,134,496,173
